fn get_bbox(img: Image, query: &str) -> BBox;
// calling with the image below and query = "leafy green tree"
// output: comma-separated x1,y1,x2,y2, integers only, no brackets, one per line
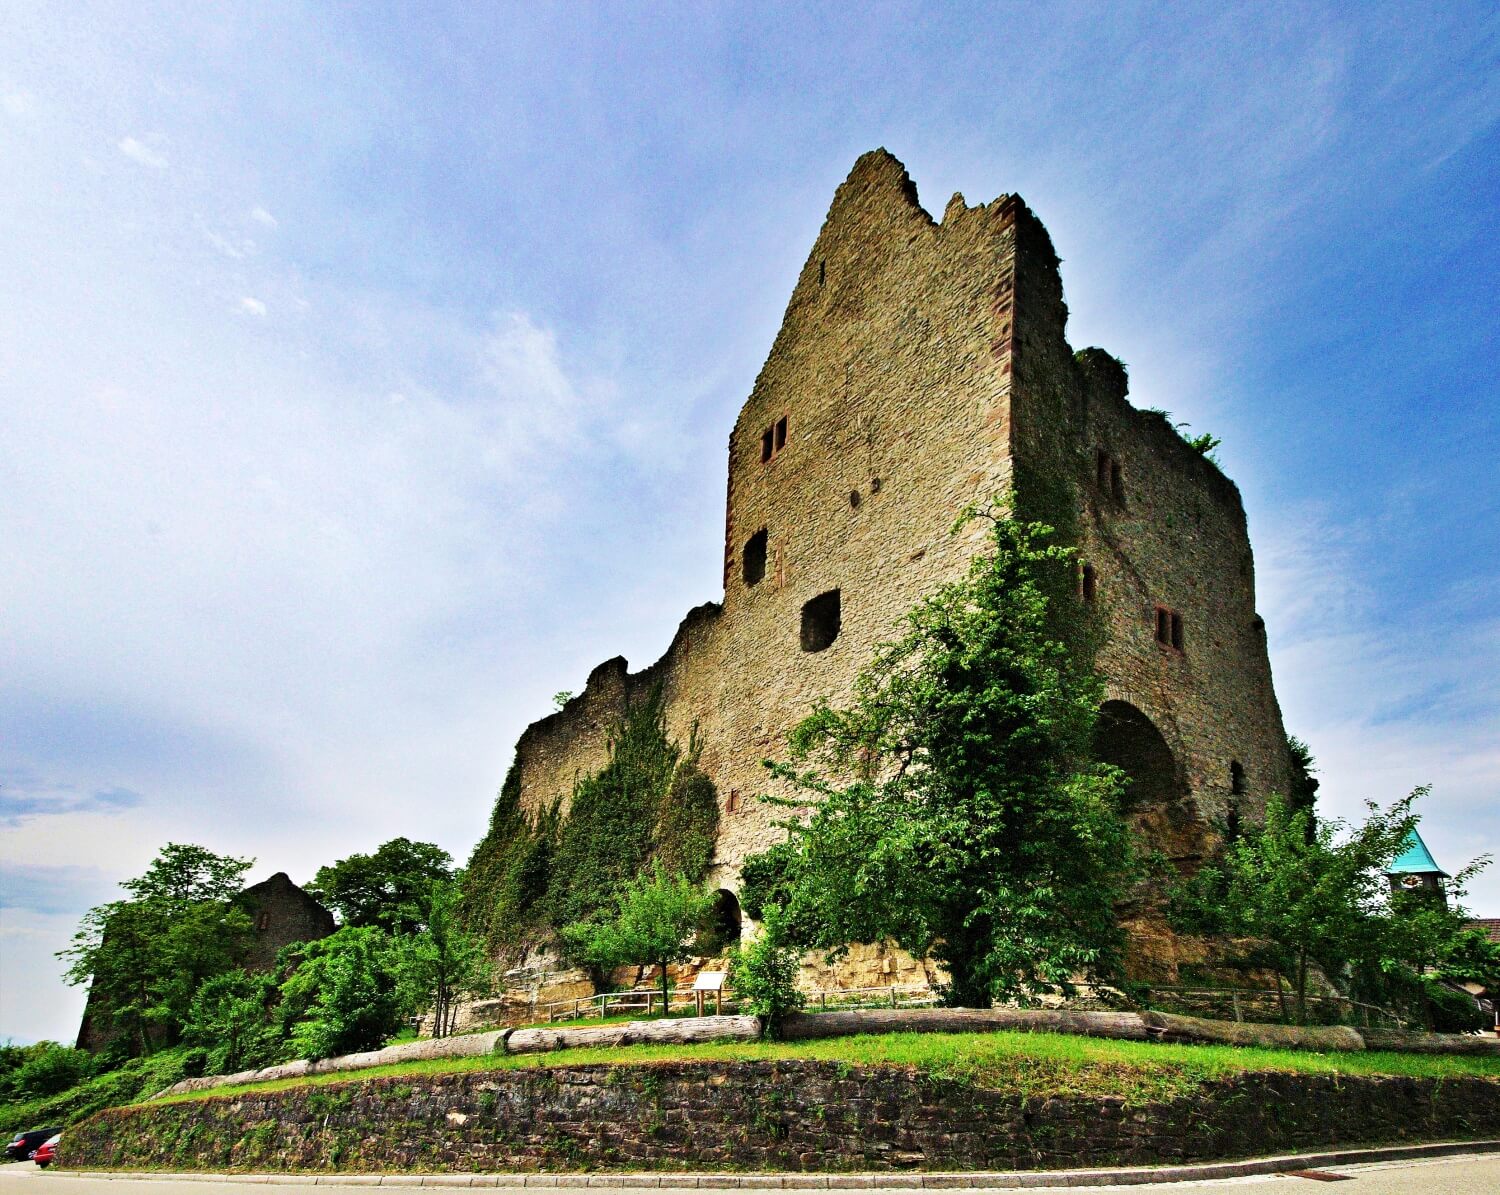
1175,789,1437,1023
392,881,493,1037
728,909,805,1035
562,862,713,1011
183,970,284,1073
308,837,455,935
59,844,254,1054
0,1042,96,1101
279,926,405,1060
1361,867,1500,1031
753,509,1132,1007
1286,735,1321,836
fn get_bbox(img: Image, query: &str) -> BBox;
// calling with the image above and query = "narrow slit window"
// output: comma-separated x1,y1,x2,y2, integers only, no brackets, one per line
1096,449,1111,490
775,416,788,452
801,589,841,652
726,789,740,813
1111,459,1126,503
1081,563,1097,603
1230,760,1246,795
1170,611,1184,650
818,259,826,286
742,529,767,587
1155,606,1172,646
760,426,774,463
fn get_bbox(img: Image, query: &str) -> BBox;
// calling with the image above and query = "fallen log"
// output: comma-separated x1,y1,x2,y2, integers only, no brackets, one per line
1143,1011,1366,1052
505,1014,761,1054
777,1007,1156,1041
1360,1028,1500,1055
152,1030,507,1098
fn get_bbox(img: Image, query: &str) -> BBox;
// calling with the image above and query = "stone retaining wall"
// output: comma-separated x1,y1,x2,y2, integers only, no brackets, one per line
66,1061,1500,1174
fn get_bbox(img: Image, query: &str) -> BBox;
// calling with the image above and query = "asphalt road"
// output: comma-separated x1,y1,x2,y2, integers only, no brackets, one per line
3,1155,1498,1193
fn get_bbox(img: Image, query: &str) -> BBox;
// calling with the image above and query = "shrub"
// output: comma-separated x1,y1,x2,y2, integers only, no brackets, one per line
729,911,805,1036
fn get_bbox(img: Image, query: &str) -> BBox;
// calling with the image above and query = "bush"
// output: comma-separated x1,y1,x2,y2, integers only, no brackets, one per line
184,969,285,1074
0,1042,96,1100
0,1046,200,1131
280,926,405,1061
729,911,805,1037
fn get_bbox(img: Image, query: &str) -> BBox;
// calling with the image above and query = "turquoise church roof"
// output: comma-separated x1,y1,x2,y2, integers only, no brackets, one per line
1388,828,1448,877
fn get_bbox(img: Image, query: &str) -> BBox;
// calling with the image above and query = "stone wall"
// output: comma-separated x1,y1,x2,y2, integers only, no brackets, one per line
64,1061,1500,1173
476,148,1294,989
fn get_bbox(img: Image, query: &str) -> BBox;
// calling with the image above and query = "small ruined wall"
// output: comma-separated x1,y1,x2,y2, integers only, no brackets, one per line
66,1061,1500,1173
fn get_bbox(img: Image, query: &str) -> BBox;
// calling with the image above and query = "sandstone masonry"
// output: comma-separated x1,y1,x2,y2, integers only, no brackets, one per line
494,149,1292,985
64,1062,1500,1173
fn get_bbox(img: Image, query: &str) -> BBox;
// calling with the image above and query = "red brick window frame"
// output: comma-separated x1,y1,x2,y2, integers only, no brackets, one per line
761,414,790,464
1154,605,1184,651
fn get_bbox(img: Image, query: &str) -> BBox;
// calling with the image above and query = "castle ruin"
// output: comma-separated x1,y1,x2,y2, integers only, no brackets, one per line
486,149,1292,995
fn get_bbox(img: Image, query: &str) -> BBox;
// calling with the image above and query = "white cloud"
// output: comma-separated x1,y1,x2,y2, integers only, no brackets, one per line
1258,504,1500,911
117,135,167,168
250,206,278,229
238,296,267,317
2,91,33,117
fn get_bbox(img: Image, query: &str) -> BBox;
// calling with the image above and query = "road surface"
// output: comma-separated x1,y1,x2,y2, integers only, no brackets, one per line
3,1154,1498,1192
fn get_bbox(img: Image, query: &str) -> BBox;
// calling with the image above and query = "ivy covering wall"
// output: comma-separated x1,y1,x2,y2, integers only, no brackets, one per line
460,685,719,959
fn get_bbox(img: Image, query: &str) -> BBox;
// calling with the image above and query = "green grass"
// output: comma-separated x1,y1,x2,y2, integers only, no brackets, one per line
145,1029,1500,1109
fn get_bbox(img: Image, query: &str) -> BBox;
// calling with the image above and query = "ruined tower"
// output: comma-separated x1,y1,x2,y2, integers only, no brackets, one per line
489,149,1292,982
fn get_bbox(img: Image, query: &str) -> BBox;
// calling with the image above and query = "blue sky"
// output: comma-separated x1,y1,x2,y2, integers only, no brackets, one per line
2,1,1496,1044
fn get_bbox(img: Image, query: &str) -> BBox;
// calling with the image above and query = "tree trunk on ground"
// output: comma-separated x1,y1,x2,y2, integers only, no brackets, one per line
659,958,670,1015
1296,947,1308,1025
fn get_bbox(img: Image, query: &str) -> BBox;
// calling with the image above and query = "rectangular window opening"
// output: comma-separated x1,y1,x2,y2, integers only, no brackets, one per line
742,529,768,587
1171,611,1184,650
801,589,841,652
760,427,774,463
775,415,788,451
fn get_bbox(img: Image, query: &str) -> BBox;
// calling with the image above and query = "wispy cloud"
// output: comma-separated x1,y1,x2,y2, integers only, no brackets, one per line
238,296,267,317
250,206,278,229
0,769,145,828
117,135,167,169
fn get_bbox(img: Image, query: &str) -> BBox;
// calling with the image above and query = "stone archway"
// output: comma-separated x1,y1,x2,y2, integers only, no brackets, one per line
1093,700,1203,869
705,889,743,954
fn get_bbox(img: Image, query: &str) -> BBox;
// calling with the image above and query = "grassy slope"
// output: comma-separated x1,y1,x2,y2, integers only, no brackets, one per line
147,1029,1500,1109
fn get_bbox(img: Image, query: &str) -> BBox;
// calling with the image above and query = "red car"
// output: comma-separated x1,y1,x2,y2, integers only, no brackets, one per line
31,1134,59,1168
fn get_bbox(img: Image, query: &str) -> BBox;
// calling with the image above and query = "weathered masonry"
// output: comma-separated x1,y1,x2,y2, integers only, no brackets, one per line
496,149,1292,979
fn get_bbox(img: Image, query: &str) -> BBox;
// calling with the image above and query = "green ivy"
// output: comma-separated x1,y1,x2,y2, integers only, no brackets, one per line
462,684,719,959
545,686,681,930
652,755,719,883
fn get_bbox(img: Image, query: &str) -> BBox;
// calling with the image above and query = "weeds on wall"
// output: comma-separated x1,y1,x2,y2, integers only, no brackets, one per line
460,685,719,960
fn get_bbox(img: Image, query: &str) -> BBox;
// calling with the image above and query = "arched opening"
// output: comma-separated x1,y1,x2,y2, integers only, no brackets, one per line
1093,701,1202,868
702,889,742,954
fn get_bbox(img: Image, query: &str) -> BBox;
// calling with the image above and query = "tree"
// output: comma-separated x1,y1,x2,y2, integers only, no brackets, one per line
751,508,1132,1007
183,970,284,1074
728,908,805,1035
1171,788,1481,1024
59,844,254,1054
308,838,454,935
279,926,405,1060
562,862,714,1011
392,881,493,1038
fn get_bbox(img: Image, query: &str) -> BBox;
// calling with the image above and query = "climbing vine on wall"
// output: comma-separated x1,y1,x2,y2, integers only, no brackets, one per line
461,684,719,959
